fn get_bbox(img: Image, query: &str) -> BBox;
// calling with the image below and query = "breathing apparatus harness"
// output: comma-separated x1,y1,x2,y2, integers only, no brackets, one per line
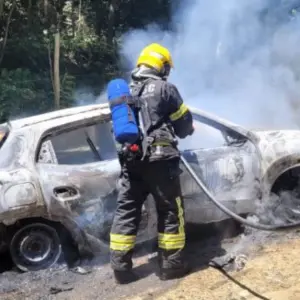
116,81,149,163
119,78,177,163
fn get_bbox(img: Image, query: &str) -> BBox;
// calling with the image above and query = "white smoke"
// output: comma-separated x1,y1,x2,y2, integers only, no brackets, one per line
120,0,300,130
74,88,107,105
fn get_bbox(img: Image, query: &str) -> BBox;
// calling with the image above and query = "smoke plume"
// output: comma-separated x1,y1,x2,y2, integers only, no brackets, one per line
118,0,300,259
120,0,300,130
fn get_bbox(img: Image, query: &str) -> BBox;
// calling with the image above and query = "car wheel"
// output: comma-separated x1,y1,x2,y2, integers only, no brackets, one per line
10,223,62,272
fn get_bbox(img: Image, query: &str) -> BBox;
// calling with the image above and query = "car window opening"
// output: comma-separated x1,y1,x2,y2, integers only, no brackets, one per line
37,122,117,165
84,129,102,161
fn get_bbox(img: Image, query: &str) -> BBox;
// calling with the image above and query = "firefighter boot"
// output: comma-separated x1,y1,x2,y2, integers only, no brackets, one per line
113,270,139,285
159,263,191,281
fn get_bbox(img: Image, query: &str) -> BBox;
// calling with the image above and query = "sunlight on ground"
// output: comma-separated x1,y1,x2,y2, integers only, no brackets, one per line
125,238,300,300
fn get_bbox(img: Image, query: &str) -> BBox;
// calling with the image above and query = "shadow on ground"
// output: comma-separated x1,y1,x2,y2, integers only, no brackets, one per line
0,218,243,281
109,218,245,281
0,251,14,273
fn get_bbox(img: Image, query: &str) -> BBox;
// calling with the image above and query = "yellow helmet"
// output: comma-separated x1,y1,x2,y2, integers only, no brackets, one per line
136,43,174,73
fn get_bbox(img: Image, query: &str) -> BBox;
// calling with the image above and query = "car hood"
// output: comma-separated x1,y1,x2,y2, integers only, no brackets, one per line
252,129,300,170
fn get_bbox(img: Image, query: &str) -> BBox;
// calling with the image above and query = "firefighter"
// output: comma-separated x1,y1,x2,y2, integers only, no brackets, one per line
109,43,194,284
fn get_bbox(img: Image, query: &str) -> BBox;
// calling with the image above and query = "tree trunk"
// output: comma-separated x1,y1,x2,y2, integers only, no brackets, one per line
0,0,16,66
0,0,4,17
53,32,60,110
107,0,118,47
44,0,48,17
77,0,82,33
48,42,54,95
71,0,75,37
28,0,32,24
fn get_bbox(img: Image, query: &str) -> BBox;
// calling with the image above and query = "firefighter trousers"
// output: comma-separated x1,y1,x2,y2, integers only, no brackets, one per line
110,158,186,271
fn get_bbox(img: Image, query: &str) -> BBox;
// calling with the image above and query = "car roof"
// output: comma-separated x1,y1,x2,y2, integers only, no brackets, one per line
5,103,255,143
8,103,111,130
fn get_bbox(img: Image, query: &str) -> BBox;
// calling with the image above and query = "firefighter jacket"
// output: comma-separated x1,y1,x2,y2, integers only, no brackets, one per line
129,67,194,161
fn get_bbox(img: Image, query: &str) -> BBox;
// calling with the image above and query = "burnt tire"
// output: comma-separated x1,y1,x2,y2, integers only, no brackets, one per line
10,223,62,272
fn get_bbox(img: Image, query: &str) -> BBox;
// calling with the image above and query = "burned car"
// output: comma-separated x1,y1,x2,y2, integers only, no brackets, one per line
0,103,299,272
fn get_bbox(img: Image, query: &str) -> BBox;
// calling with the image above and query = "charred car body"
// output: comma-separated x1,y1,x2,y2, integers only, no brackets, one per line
0,103,299,272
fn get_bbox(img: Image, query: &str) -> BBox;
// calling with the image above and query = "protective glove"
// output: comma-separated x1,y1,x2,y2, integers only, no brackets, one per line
188,125,195,136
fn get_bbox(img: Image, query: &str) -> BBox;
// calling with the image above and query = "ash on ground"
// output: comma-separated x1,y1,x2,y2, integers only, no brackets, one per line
210,190,300,272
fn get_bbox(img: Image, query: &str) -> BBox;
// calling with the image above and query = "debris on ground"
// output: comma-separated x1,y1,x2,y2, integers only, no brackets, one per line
1,221,300,300
49,286,74,295
209,253,248,272
70,266,93,275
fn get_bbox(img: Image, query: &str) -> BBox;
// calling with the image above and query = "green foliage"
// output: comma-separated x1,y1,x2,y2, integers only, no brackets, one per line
0,68,75,122
0,68,42,122
0,0,173,121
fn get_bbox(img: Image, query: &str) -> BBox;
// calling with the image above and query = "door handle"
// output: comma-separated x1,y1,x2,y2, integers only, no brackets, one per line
53,186,80,201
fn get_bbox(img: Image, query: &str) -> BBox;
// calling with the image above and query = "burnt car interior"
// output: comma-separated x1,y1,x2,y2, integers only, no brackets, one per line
37,120,117,165
180,112,249,151
36,111,250,166
178,112,261,204
195,113,248,145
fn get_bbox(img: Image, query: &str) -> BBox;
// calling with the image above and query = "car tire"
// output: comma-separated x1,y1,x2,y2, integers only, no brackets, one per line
9,222,62,272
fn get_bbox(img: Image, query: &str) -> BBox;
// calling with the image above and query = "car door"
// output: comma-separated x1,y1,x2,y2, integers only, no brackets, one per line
36,120,121,242
178,112,262,223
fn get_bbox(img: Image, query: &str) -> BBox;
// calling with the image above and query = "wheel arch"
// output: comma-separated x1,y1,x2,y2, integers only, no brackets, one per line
6,216,64,233
261,154,300,195
270,166,300,195
1,214,88,256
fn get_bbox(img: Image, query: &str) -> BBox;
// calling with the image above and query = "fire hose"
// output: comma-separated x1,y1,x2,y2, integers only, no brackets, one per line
180,154,300,231
137,105,300,231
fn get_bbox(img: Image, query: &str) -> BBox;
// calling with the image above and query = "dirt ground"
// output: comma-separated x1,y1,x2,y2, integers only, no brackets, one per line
1,222,300,300
128,234,300,300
